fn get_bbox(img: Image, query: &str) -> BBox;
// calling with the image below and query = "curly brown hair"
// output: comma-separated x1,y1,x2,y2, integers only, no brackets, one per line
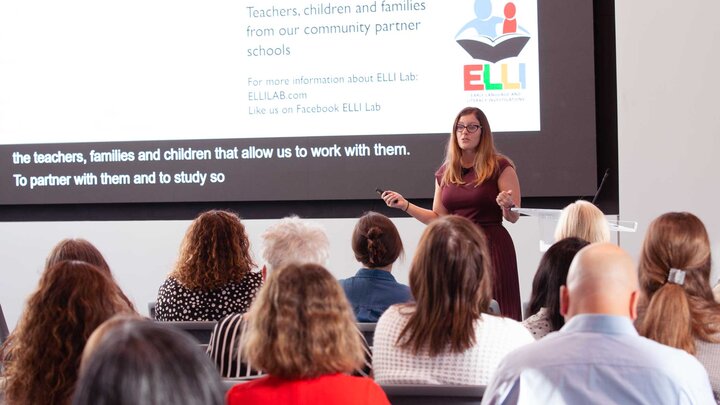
1,261,135,405
244,263,365,379
170,210,256,290
45,238,136,311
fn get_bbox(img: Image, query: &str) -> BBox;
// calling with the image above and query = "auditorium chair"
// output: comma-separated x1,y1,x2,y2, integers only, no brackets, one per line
356,322,376,347
380,384,485,404
155,320,217,345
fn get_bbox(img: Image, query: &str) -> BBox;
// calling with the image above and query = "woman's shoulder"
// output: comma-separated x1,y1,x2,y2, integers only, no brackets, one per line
479,313,534,340
434,163,448,179
495,155,514,172
376,304,412,333
158,276,186,293
229,270,263,290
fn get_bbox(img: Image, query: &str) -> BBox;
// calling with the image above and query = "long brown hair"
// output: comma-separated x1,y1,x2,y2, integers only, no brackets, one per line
636,212,720,354
45,238,135,310
440,106,511,186
1,261,135,405
171,210,256,289
398,215,493,356
244,263,365,379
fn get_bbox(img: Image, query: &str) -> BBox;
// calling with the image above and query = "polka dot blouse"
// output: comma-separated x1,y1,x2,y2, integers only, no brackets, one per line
155,272,262,321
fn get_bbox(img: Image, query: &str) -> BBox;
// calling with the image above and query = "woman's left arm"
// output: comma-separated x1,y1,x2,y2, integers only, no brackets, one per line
496,166,521,223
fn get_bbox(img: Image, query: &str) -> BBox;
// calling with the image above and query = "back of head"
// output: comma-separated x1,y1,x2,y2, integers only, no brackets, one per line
401,215,492,356
636,212,720,354
554,200,610,243
2,261,134,405
173,209,255,289
45,238,135,310
46,238,110,273
352,211,403,269
244,263,364,379
527,237,590,330
564,243,638,319
73,319,224,405
261,216,329,272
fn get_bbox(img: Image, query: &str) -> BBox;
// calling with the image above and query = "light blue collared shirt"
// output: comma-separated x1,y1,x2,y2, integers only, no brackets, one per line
482,314,715,405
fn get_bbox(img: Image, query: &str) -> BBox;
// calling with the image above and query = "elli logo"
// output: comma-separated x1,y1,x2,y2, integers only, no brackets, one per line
456,0,529,91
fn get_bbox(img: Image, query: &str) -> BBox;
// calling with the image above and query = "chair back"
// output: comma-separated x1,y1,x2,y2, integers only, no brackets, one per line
156,321,217,344
356,322,376,347
380,384,485,405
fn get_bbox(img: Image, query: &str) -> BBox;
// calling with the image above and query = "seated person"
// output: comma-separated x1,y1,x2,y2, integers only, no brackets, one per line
483,243,714,404
1,261,135,405
208,216,356,379
523,237,589,339
45,237,135,309
372,215,533,385
155,210,261,321
340,211,411,322
227,263,389,405
554,200,610,243
635,212,720,402
74,317,224,405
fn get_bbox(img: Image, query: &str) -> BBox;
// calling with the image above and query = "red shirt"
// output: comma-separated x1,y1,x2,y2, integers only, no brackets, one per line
226,373,390,405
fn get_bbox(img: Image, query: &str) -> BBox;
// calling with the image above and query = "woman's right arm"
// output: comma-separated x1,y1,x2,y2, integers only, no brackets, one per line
382,182,447,225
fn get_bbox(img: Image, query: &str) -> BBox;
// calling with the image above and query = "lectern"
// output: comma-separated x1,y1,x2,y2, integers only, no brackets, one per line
511,208,637,251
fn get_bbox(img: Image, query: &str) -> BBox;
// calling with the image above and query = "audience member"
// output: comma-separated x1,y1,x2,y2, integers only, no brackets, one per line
0,261,135,405
714,282,720,304
372,215,533,385
79,314,144,368
522,237,589,339
482,243,714,404
554,200,610,243
45,237,135,310
226,263,389,405
340,212,411,322
207,216,331,378
73,318,224,405
155,210,261,321
635,212,720,402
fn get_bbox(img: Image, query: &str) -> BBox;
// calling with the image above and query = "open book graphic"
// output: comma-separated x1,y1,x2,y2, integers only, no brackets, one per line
457,33,530,63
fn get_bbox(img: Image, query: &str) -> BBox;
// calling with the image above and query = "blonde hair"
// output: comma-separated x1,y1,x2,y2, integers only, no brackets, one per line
440,106,512,186
243,263,364,379
261,216,329,272
554,200,610,243
171,210,255,290
636,212,720,354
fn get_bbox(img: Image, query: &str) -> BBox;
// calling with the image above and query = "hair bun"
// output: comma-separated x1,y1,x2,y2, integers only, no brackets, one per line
366,227,383,240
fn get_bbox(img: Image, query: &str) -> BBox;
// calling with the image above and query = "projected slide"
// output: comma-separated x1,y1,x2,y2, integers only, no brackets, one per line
1,0,597,206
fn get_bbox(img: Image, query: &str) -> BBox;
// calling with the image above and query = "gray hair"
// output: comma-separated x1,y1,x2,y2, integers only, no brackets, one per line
261,216,330,273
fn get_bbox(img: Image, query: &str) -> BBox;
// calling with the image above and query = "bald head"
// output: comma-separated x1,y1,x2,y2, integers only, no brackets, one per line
561,243,639,320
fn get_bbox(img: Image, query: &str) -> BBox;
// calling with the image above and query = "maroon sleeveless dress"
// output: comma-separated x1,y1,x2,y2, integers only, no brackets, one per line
435,158,521,320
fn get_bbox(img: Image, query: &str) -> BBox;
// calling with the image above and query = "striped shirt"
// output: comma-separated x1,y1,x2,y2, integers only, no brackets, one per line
207,313,373,379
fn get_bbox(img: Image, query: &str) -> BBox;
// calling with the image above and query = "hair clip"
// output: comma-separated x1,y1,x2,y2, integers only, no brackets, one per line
667,268,686,286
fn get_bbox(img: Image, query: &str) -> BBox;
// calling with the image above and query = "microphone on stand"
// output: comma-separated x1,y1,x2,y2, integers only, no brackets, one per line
591,168,610,205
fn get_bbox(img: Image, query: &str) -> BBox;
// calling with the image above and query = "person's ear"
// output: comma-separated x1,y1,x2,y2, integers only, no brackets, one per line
262,265,267,281
560,285,570,319
628,290,639,321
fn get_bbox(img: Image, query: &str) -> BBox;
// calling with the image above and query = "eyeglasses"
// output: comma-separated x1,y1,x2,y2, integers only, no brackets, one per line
456,124,481,133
